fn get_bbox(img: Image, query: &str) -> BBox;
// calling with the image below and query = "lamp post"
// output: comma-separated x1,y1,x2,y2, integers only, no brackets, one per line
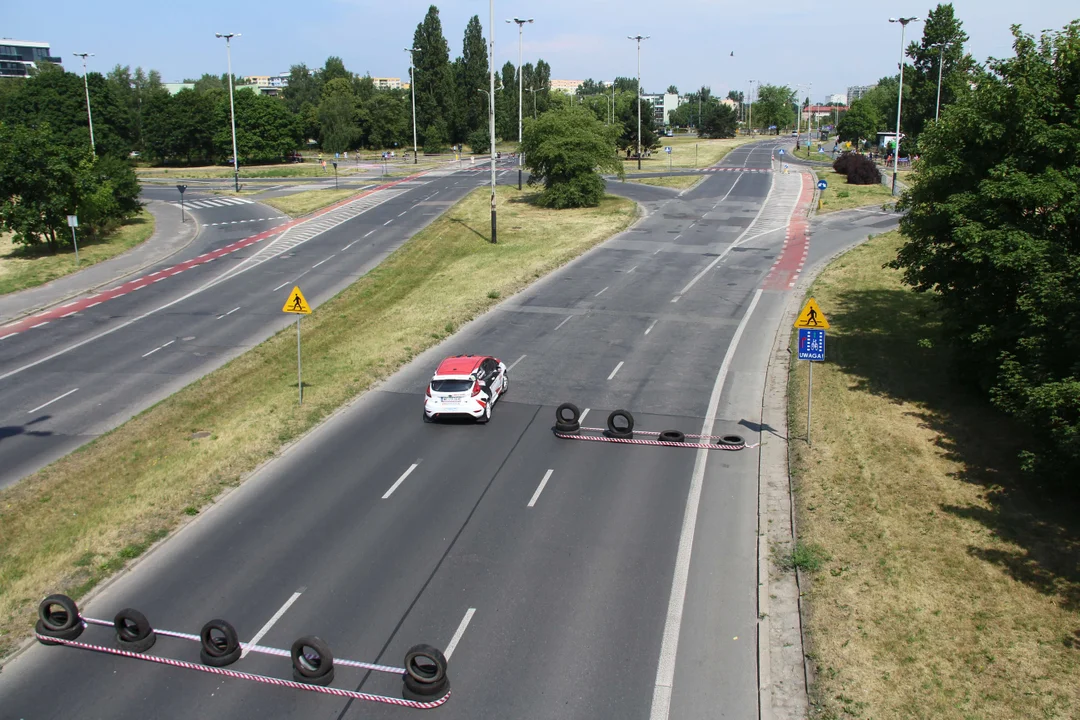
794,82,811,151
507,18,533,190
527,85,538,119
404,47,419,164
214,33,242,192
628,35,649,169
747,79,756,135
889,16,920,194
931,41,952,122
72,53,96,153
487,0,497,243
610,80,615,125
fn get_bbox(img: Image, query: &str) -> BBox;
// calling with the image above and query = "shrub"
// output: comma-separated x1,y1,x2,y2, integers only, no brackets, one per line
832,151,856,175
844,154,882,185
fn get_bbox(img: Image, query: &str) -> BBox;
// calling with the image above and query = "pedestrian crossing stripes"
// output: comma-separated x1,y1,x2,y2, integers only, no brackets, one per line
172,197,257,209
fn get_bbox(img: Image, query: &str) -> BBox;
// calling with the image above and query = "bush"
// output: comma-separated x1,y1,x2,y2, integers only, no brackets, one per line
844,154,882,185
832,151,856,174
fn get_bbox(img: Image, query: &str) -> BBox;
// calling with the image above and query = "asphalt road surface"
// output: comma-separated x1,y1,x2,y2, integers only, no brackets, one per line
0,142,898,719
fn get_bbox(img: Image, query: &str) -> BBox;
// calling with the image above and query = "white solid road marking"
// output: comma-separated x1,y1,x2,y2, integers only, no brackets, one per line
644,320,658,335
507,354,527,371
61,311,78,318
444,608,476,660
578,408,590,423
30,321,50,329
142,340,175,358
87,302,102,308
0,333,17,341
383,462,420,499
553,315,573,331
627,265,638,274
607,361,624,380
527,469,554,508
225,307,240,316
28,387,79,414
312,255,335,268
670,295,680,303
649,288,763,720
595,286,609,297
241,589,305,659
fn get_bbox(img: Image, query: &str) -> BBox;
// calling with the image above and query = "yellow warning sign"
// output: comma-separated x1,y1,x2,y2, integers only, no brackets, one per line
793,298,829,329
282,286,312,315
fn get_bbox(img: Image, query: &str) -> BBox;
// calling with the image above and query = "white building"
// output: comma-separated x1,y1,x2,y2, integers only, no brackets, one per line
0,39,61,78
643,92,682,126
827,93,847,105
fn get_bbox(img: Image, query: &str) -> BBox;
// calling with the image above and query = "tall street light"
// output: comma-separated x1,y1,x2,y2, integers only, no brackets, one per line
747,80,756,135
507,17,533,190
215,32,242,192
930,41,952,122
488,0,498,243
888,16,920,195
72,53,96,153
628,35,649,169
404,47,419,164
527,85,538,119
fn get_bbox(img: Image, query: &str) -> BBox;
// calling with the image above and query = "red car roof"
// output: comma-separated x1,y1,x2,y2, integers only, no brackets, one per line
434,355,486,377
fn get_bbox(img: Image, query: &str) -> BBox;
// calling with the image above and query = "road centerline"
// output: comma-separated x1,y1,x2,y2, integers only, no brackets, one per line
382,462,420,499
527,469,555,508
241,588,305,659
444,608,476,660
28,387,79,414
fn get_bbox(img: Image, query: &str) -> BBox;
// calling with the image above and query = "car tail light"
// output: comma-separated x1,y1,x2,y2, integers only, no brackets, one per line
426,385,431,397
471,380,481,396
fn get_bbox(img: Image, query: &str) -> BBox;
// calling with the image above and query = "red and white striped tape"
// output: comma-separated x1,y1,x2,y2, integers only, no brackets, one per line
578,427,747,442
554,430,757,450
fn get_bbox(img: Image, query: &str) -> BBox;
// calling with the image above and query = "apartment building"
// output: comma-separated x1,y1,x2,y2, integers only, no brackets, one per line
0,39,61,78
550,79,583,94
642,92,682,126
846,84,877,101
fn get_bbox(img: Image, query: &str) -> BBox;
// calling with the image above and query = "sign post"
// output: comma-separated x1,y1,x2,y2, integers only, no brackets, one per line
176,184,187,223
282,286,312,404
664,145,672,172
794,298,829,446
66,215,80,264
817,178,828,211
332,161,338,190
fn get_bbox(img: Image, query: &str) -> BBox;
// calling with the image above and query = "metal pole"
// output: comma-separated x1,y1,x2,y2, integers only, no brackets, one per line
296,316,302,404
935,43,945,121
889,17,918,195
216,33,242,193
406,49,419,164
509,19,532,191
181,196,185,223
807,360,812,446
71,226,80,264
74,53,96,153
489,0,497,244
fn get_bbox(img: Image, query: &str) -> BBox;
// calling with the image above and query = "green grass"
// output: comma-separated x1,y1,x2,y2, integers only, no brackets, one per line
815,169,893,214
0,210,155,296
624,175,700,190
788,231,1080,719
621,135,759,174
263,188,372,217
0,186,636,658
137,164,370,179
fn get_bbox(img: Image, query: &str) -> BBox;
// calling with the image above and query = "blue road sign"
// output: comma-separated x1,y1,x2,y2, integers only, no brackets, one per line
817,179,828,190
798,329,825,361
664,146,672,154
778,148,785,155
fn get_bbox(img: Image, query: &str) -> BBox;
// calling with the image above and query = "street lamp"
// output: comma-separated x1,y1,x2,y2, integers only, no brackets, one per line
72,53,95,153
930,41,953,122
404,47,419,164
487,0,498,243
794,82,811,150
609,80,615,125
747,80,757,135
527,85,539,119
507,18,533,190
888,16,920,194
628,35,649,169
214,32,242,192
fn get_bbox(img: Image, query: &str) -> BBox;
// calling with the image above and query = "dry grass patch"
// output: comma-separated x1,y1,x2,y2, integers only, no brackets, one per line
0,210,154,296
788,231,1080,719
815,169,893,215
622,135,759,174
0,187,636,657
623,175,700,190
264,188,372,217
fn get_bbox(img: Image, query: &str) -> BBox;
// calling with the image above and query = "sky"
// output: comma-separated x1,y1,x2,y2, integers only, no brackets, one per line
2,0,1076,102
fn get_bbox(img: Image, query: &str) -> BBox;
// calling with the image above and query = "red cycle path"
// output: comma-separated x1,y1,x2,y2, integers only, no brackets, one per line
0,169,434,342
763,171,815,291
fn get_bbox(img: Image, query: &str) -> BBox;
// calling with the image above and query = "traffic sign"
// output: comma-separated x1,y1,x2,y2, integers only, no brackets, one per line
664,146,672,154
798,329,825,361
817,179,828,190
778,148,785,155
818,147,825,153
66,215,78,228
282,286,312,315
176,184,187,194
794,298,829,329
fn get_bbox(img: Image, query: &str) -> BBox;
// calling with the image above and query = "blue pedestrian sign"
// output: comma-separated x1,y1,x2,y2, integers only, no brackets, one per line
664,146,672,154
817,179,828,190
798,329,826,361
778,148,785,155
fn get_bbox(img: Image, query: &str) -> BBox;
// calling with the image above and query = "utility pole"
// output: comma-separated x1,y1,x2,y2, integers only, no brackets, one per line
215,33,242,192
628,35,649,169
508,18,533,191
932,41,951,122
72,53,96,153
488,0,498,243
747,79,756,135
889,17,920,194
405,48,419,164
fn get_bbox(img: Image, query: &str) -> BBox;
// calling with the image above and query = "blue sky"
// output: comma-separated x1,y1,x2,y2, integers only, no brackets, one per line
2,1,1076,101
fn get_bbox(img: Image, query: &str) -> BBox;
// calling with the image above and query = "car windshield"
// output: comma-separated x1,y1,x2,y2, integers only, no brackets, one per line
431,379,473,393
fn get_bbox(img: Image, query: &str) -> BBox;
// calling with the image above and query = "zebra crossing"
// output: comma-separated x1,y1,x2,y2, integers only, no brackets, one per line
702,167,770,173
172,197,257,210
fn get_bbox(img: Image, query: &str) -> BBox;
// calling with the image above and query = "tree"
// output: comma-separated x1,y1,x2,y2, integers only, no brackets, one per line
836,98,881,146
217,91,300,162
727,89,744,104
496,61,517,140
699,102,737,138
615,94,660,156
412,5,455,147
457,15,488,139
613,77,638,94
903,3,977,144
319,56,351,85
365,90,411,149
890,22,1080,485
318,78,358,153
753,84,795,132
521,105,623,208
666,85,678,95
283,64,321,115
533,59,552,114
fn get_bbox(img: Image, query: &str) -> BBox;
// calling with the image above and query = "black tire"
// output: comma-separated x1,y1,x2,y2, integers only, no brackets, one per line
200,619,240,659
293,665,335,686
554,402,580,433
202,645,242,667
291,636,334,679
477,402,491,424
35,618,83,645
423,410,434,423
605,409,635,438
114,608,152,644
658,430,686,443
719,434,746,448
403,673,450,701
38,594,80,632
404,643,448,685
118,632,157,653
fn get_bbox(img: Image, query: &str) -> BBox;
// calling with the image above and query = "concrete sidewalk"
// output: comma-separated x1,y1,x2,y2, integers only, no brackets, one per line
0,200,199,326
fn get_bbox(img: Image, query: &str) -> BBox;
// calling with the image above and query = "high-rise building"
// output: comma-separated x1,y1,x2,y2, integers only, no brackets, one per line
827,93,847,105
0,39,62,78
550,79,584,94
846,85,877,102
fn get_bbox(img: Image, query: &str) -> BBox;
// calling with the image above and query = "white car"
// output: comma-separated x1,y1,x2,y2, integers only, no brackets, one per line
423,354,508,424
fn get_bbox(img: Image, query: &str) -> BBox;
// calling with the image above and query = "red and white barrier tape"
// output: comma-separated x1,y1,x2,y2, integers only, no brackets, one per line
578,427,747,442
82,617,403,674
554,430,757,450
37,630,449,710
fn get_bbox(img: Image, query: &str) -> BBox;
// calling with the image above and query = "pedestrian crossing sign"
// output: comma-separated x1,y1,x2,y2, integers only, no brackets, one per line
282,286,312,315
794,298,829,329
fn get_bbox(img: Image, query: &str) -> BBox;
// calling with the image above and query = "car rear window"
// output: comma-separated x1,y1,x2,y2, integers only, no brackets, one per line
431,379,473,393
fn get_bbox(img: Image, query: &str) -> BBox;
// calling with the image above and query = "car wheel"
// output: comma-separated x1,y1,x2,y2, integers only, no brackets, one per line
423,410,433,423
477,403,491,424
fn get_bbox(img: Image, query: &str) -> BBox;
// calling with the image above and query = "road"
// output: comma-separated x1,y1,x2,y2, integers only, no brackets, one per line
0,158,518,488
0,141,899,718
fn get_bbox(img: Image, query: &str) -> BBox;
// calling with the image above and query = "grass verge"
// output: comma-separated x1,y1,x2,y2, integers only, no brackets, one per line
815,169,893,214
0,186,636,658
621,135,759,174
137,164,369,179
788,231,1080,719
0,210,154,296
264,188,371,217
624,175,699,190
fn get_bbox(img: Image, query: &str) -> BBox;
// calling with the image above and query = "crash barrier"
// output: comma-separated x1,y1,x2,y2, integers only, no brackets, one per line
34,594,451,709
552,405,756,451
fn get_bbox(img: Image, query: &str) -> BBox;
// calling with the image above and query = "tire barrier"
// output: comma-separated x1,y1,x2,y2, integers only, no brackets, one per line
291,636,335,686
114,608,156,653
34,601,451,709
718,434,746,449
658,430,687,443
36,594,84,645
605,409,635,439
555,426,758,451
200,619,242,667
554,403,581,433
